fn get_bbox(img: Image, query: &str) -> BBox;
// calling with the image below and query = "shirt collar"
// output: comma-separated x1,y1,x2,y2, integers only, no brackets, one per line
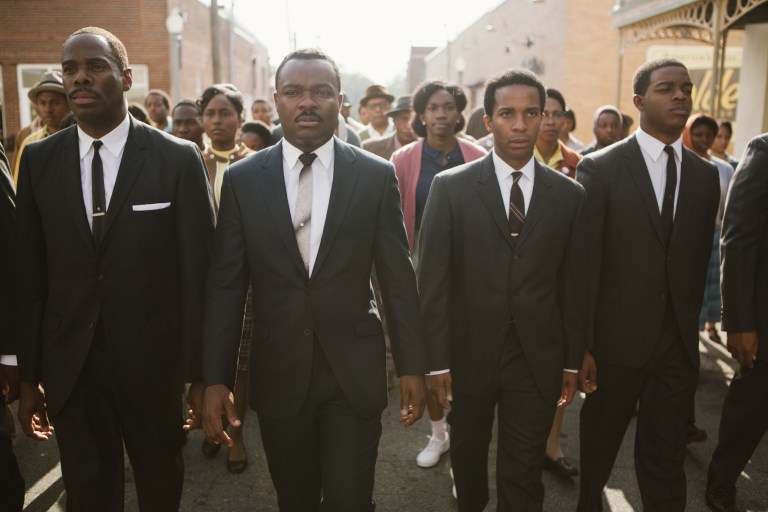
282,136,335,170
533,143,564,168
492,150,536,183
635,127,682,163
77,114,130,160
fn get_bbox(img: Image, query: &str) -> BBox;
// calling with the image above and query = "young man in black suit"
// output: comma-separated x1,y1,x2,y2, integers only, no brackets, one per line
201,49,426,511
15,27,215,510
706,133,768,512
418,68,587,512
576,58,721,511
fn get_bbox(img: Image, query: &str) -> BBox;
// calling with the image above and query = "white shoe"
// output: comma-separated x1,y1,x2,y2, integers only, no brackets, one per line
416,432,450,468
450,467,457,499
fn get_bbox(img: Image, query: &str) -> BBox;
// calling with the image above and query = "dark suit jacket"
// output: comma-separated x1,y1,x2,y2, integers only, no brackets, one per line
417,154,587,404
720,134,768,361
0,143,15,356
15,117,215,416
577,135,720,369
203,138,426,420
362,133,398,161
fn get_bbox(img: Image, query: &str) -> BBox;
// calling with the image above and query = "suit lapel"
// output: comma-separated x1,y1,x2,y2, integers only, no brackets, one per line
624,136,665,248
62,128,96,256
258,144,309,278
514,161,552,249
312,140,358,278
476,154,515,250
102,119,146,242
670,149,698,247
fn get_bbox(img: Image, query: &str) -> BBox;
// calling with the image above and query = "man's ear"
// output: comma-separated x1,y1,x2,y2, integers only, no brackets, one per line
122,67,133,92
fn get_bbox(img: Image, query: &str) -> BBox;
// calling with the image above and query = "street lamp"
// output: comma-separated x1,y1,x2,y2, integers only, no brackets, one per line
166,7,185,103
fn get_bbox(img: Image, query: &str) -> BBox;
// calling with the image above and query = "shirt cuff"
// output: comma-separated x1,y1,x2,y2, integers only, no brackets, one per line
564,368,578,373
0,355,18,366
427,369,450,376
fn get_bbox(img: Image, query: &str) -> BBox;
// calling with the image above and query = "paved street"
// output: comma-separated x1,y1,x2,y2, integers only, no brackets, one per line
14,333,768,511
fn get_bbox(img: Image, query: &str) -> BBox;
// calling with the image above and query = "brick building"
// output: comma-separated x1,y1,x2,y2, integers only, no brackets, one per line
421,0,758,150
0,0,270,158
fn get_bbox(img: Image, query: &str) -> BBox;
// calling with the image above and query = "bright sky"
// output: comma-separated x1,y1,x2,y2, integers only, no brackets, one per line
233,0,505,84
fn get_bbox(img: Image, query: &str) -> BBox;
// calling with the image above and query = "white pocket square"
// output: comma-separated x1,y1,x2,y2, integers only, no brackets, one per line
132,202,171,211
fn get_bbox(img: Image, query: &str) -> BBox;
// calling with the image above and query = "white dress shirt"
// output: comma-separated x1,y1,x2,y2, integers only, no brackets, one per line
492,150,535,217
635,127,682,217
282,137,335,276
78,115,130,229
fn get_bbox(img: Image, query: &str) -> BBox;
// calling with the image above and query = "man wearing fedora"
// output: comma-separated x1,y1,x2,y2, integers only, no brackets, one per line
362,95,417,161
358,85,395,142
13,71,71,183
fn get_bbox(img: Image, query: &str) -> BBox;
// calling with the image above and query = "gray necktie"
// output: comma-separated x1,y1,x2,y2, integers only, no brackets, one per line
295,153,317,272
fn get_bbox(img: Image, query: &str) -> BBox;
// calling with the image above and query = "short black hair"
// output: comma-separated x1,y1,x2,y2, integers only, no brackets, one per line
410,81,468,138
127,102,148,123
483,68,546,118
633,58,688,95
275,48,341,91
564,108,576,130
241,121,272,143
546,88,566,111
251,98,272,110
172,99,201,116
197,83,245,117
66,26,129,71
690,114,719,137
718,118,733,136
145,89,172,110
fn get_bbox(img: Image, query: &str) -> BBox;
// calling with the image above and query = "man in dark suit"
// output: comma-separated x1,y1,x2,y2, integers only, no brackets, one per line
418,68,586,512
15,27,214,511
706,134,768,512
576,58,720,511
0,142,24,512
201,49,426,511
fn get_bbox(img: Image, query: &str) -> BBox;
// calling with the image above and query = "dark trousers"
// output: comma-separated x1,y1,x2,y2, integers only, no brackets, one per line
578,303,696,512
708,360,768,491
449,326,555,512
0,400,24,512
257,340,380,512
52,322,186,512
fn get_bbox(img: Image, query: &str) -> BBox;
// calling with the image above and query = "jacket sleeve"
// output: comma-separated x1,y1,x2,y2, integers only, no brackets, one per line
720,136,768,333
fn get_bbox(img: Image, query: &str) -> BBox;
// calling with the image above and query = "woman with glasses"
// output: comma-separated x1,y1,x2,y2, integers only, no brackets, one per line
390,81,486,470
534,88,583,179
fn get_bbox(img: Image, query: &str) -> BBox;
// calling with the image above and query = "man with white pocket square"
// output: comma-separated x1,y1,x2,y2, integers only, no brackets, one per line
15,27,215,511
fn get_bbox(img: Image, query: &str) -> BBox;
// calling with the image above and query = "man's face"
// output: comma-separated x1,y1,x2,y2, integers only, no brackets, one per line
251,101,273,125
145,93,168,124
392,111,416,145
634,66,692,140
203,94,242,148
274,58,341,153
690,124,715,155
537,96,565,146
484,84,542,169
594,112,622,148
366,98,391,127
420,89,460,139
712,124,732,154
61,34,131,130
35,91,70,130
340,104,351,120
172,105,204,144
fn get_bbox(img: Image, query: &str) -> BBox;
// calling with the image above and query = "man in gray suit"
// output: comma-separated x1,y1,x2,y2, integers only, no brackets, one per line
202,49,426,511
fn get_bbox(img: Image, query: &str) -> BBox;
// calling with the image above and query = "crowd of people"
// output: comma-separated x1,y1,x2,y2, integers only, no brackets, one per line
0,25,767,512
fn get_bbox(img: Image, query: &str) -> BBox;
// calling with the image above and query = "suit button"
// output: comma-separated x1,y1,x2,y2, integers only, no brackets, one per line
96,274,104,282
660,292,666,299
88,321,95,329
303,328,312,336
513,255,520,260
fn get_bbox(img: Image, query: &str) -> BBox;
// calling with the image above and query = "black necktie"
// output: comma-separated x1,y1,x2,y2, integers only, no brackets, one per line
661,145,677,249
91,140,106,244
509,171,525,241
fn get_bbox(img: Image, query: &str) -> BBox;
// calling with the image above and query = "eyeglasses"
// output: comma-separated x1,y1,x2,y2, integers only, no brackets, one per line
542,110,565,121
